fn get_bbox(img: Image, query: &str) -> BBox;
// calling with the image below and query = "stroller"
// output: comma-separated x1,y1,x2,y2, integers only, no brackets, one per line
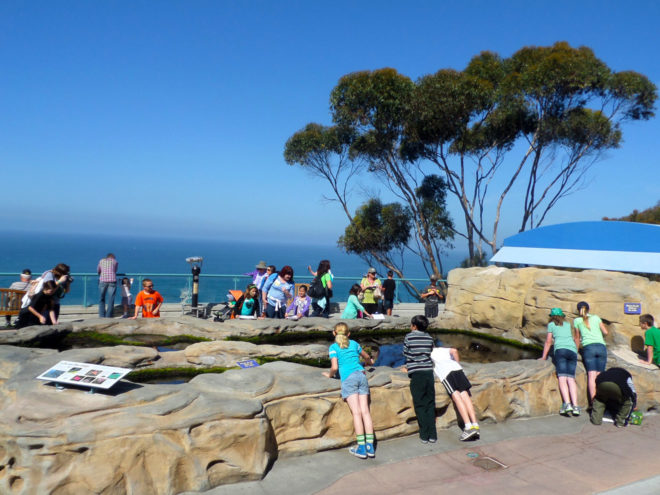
213,289,243,322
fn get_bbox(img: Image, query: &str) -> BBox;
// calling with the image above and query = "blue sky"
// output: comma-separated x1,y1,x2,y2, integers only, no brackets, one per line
1,0,659,253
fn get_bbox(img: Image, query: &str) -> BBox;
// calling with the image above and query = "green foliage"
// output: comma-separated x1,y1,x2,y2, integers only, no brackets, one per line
330,68,415,140
286,41,657,272
416,174,454,240
338,198,411,255
404,41,657,250
160,335,213,345
126,366,230,383
407,41,655,161
283,123,349,166
607,71,657,120
604,201,660,224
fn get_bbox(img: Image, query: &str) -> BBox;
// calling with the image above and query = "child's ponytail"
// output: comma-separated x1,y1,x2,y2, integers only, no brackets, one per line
334,322,349,349
577,301,591,330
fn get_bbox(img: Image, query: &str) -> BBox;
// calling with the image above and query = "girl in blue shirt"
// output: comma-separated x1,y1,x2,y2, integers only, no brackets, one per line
323,322,375,459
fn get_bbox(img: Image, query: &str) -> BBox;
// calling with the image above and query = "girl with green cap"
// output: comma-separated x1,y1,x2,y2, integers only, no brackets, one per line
540,308,581,416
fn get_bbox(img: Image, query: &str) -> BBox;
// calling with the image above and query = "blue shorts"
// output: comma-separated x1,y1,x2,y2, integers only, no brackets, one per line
341,370,369,399
582,343,607,372
553,348,577,377
382,298,394,310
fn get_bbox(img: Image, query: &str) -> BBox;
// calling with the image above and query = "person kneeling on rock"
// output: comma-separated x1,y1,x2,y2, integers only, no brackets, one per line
15,281,58,329
590,367,637,428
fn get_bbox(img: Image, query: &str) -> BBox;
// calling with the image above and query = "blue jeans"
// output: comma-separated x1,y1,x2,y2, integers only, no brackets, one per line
582,343,607,372
266,302,286,319
99,282,117,318
553,348,578,377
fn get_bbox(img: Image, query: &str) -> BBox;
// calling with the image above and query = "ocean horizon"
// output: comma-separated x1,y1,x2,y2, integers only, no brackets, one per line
0,230,467,305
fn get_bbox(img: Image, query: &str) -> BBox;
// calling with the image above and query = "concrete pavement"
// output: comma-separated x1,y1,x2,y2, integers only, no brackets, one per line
197,413,660,495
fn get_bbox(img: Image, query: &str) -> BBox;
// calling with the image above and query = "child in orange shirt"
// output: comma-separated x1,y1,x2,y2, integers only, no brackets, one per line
130,279,163,319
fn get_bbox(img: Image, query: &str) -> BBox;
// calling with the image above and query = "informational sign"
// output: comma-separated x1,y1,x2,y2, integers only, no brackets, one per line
237,359,259,369
624,303,642,315
36,361,132,390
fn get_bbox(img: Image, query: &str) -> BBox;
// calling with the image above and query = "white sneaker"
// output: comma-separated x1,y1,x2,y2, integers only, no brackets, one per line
460,429,478,441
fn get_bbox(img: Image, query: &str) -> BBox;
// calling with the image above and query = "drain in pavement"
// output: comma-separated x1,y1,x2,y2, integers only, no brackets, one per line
473,456,508,471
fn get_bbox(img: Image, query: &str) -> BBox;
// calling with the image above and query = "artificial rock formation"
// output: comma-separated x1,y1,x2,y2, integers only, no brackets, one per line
2,341,660,494
3,268,660,494
443,266,660,346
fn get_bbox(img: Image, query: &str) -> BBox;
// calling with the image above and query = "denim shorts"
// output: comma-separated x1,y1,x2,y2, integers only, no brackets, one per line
553,348,578,377
582,343,607,372
341,370,369,398
382,298,394,310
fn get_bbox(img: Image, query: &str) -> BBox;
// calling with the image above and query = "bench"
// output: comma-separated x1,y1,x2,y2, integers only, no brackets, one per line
0,288,26,317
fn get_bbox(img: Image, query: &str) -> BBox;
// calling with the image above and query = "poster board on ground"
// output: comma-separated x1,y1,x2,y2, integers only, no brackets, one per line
36,361,132,390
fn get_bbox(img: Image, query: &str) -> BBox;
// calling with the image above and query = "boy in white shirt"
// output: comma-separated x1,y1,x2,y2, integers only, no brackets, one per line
431,346,481,441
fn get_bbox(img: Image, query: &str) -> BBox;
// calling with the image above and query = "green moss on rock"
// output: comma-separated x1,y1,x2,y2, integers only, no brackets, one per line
127,366,230,383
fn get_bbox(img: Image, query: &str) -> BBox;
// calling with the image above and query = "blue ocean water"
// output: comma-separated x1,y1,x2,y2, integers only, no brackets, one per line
0,231,465,305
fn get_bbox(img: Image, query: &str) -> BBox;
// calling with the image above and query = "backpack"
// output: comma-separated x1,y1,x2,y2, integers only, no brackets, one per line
307,276,325,299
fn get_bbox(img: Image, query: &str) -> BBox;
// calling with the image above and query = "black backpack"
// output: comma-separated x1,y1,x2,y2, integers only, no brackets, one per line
308,276,325,299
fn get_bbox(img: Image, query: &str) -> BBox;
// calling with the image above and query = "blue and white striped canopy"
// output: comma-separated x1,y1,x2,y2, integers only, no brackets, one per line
490,221,660,274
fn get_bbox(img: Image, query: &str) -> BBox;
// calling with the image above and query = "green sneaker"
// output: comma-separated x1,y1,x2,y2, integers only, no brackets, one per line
559,403,573,416
571,405,581,416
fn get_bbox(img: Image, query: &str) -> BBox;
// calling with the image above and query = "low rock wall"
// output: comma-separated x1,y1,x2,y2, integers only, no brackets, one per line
1,343,659,494
443,266,660,346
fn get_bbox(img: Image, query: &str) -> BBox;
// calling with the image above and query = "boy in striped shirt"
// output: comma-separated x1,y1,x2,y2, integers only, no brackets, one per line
402,315,437,443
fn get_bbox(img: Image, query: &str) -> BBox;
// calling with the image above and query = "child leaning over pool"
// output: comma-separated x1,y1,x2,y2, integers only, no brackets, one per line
322,322,376,459
431,343,481,441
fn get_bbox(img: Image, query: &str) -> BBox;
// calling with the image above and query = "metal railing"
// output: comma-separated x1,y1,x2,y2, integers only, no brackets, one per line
0,272,443,307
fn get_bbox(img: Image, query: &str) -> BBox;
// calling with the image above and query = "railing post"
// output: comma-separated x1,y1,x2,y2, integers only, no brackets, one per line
83,275,88,307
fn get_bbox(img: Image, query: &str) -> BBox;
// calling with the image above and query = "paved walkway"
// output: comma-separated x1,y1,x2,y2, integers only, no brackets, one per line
49,302,435,323
200,414,660,495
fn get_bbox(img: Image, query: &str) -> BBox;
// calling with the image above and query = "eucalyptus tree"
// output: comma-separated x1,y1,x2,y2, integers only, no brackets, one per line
284,122,414,285
285,41,656,275
405,42,657,258
284,120,453,295
283,123,358,219
330,69,455,278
